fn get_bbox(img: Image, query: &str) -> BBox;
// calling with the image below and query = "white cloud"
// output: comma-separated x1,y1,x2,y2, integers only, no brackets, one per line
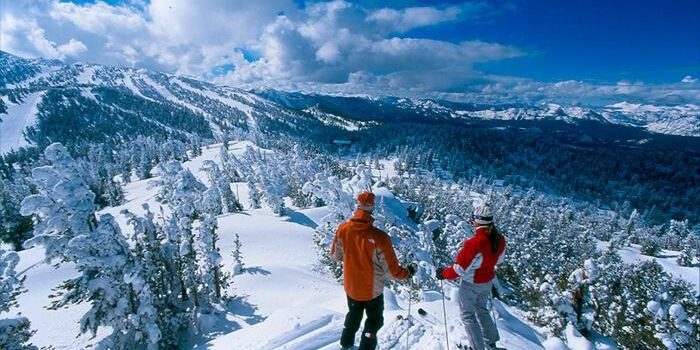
367,5,462,32
57,38,87,57
0,12,87,60
681,75,697,84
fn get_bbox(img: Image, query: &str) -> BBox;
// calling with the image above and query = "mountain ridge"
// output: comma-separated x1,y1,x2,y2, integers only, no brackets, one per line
1,49,698,157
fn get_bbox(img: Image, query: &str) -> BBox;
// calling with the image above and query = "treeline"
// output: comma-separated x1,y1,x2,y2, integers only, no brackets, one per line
342,121,700,226
0,135,203,250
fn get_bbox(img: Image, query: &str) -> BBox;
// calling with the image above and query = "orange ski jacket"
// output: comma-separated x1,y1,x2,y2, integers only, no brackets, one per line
330,209,410,301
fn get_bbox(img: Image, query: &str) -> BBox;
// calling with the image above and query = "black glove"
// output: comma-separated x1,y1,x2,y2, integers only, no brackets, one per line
435,268,446,280
406,263,417,277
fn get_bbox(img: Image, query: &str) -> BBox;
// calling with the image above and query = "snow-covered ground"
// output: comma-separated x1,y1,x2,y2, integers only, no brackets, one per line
15,142,686,349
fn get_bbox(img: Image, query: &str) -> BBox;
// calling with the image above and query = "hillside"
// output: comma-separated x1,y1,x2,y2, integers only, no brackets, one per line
11,142,552,350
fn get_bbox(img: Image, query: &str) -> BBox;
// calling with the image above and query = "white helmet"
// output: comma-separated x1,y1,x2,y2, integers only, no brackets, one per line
472,202,493,225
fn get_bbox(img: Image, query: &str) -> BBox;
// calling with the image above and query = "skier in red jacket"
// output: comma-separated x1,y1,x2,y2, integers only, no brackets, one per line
436,202,506,350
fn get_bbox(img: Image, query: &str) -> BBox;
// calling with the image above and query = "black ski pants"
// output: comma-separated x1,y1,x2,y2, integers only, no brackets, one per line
340,294,384,350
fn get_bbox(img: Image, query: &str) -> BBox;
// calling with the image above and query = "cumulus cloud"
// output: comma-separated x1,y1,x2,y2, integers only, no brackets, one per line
216,1,523,90
0,12,86,59
367,5,462,32
56,38,87,57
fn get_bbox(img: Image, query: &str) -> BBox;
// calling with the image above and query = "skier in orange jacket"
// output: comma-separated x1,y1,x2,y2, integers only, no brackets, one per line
331,191,415,350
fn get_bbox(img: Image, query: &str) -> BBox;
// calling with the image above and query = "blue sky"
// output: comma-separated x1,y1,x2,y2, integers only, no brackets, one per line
3,0,699,105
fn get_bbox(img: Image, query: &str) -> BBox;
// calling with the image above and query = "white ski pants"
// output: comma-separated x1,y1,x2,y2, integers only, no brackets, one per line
458,280,499,350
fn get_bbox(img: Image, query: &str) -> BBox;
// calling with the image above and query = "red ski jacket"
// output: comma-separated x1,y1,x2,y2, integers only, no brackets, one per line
442,225,506,284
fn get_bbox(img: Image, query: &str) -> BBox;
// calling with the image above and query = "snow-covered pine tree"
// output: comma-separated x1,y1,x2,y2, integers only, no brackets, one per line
122,205,185,349
200,160,241,214
665,220,690,251
20,143,97,263
171,167,206,308
197,187,226,307
151,160,185,204
591,245,626,340
20,143,165,349
228,148,262,209
0,248,36,350
286,144,321,208
646,295,697,349
83,144,123,207
567,259,598,334
60,214,161,350
254,153,288,215
302,173,356,279
219,141,242,182
676,235,696,267
231,233,244,275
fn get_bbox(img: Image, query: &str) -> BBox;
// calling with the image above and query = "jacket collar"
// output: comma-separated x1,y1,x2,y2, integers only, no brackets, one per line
475,225,491,236
350,209,374,223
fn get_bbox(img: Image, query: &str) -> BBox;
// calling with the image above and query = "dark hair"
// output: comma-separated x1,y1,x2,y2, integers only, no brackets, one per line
487,224,502,254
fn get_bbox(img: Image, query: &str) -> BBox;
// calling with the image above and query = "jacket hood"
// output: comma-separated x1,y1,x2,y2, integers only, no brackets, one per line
350,209,374,224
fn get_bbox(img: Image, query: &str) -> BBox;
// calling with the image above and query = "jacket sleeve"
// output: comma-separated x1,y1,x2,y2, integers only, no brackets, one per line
442,238,481,280
330,227,344,262
379,235,409,280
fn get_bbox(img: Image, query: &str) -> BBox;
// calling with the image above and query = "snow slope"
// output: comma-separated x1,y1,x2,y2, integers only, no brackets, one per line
0,92,43,153
12,142,613,350
597,241,699,293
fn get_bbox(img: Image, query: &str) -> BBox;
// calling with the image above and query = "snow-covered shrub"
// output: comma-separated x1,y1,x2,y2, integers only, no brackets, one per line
536,274,575,336
646,295,698,350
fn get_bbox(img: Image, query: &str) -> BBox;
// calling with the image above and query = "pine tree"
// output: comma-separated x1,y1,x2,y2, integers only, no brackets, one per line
20,143,97,263
0,177,33,251
197,187,226,307
646,296,697,349
201,160,241,213
231,233,244,275
567,259,597,334
676,237,696,267
0,248,36,350
20,143,162,349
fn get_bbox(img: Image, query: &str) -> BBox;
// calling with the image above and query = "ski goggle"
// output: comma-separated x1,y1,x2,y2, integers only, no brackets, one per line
472,214,493,223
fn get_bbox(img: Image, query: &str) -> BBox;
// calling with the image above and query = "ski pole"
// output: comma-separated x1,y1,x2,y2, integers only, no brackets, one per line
406,280,412,350
440,279,450,350
489,294,497,325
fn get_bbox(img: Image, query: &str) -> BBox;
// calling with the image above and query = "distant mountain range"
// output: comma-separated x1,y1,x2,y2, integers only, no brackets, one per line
1,50,698,155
